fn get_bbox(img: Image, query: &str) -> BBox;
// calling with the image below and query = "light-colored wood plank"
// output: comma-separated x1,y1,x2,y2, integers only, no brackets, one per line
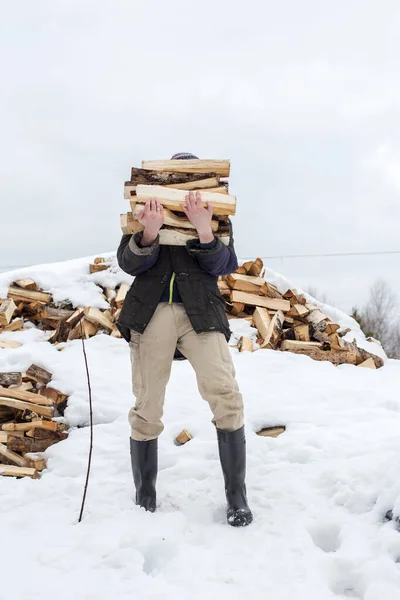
135,185,236,216
0,397,54,418
68,318,98,340
141,159,230,177
1,318,24,333
259,310,285,349
14,278,37,291
23,454,47,471
226,273,265,292
0,432,7,443
84,307,114,331
288,304,310,318
230,290,290,312
89,263,110,274
253,307,272,341
0,387,53,406
125,176,221,198
115,283,130,308
7,287,52,304
0,299,17,326
0,442,26,467
246,258,263,277
0,464,39,478
3,419,68,432
0,339,22,349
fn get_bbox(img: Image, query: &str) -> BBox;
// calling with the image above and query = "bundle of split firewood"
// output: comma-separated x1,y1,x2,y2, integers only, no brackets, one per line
0,365,69,479
218,258,384,369
121,159,236,246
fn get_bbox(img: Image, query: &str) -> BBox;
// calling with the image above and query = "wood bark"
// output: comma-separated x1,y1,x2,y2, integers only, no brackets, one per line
25,364,52,386
0,373,22,387
131,167,219,185
26,428,68,441
135,185,236,216
3,419,68,432
23,454,47,471
7,435,59,454
39,387,68,407
141,159,230,177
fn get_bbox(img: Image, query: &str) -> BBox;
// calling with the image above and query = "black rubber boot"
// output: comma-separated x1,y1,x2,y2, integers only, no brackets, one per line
217,426,253,527
130,437,158,512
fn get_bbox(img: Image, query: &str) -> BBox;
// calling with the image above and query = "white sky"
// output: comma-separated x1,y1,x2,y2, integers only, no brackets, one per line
1,0,400,283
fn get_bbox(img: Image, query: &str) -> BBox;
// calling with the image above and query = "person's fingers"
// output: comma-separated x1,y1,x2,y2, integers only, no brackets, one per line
195,191,202,206
137,210,145,221
207,202,214,216
188,191,195,207
150,198,155,212
155,199,161,211
181,203,190,219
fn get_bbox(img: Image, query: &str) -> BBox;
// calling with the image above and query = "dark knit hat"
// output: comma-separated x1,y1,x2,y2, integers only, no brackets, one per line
171,152,199,160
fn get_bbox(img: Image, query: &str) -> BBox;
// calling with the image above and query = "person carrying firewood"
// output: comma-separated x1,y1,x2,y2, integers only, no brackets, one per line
116,152,253,527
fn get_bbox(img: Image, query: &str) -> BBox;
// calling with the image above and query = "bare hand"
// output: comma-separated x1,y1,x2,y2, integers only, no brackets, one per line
137,199,164,246
181,191,214,242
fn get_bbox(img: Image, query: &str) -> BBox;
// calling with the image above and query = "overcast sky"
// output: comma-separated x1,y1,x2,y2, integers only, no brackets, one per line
1,0,400,282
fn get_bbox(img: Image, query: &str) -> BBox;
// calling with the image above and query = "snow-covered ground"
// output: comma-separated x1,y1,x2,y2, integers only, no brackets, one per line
1,256,400,600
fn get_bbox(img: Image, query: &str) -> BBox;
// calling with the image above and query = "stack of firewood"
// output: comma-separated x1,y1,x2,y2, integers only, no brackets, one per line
0,365,69,479
218,258,384,368
121,159,236,246
0,276,126,344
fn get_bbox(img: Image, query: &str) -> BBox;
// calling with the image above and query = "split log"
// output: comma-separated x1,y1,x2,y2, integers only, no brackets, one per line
141,159,230,177
0,387,53,406
294,324,311,342
68,318,98,340
230,290,290,312
131,166,219,185
226,274,264,293
283,290,307,306
1,318,24,332
0,464,39,478
288,304,310,318
0,442,26,467
256,426,286,438
7,287,52,304
325,322,341,335
0,340,22,349
0,373,22,387
175,429,193,445
235,266,247,275
39,387,68,407
26,428,68,441
7,435,60,454
135,185,236,216
90,263,110,274
23,454,47,471
111,329,122,338
115,283,131,308
238,336,254,352
14,278,37,291
9,382,34,392
228,302,245,316
259,311,285,349
217,280,231,296
84,307,114,331
0,398,54,419
280,340,359,366
246,258,264,277
253,307,271,342
259,282,283,299
125,176,221,198
0,299,17,326
25,364,52,386
3,419,68,433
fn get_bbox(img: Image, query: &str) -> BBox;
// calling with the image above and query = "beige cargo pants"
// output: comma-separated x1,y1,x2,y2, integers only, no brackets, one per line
129,303,244,441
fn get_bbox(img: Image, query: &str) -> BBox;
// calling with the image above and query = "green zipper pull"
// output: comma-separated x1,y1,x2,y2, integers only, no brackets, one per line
169,272,176,304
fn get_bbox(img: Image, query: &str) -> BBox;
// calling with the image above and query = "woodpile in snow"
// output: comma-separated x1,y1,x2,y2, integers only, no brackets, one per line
0,276,124,344
121,159,235,246
219,257,384,369
0,365,69,479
